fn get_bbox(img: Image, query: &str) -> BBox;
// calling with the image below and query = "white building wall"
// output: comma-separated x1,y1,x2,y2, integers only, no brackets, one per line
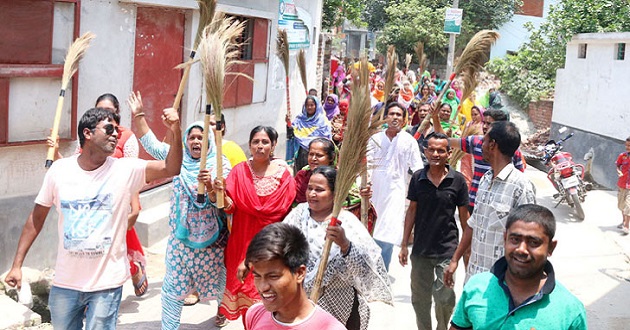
554,33,630,141
490,0,556,59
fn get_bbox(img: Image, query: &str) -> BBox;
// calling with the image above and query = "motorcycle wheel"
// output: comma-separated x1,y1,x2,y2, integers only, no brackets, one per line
570,193,585,221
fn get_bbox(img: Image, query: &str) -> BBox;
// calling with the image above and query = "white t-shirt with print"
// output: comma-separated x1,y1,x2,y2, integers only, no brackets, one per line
35,155,146,292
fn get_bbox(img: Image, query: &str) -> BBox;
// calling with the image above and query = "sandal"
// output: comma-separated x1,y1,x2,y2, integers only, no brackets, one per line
132,263,148,297
214,314,228,328
183,292,200,306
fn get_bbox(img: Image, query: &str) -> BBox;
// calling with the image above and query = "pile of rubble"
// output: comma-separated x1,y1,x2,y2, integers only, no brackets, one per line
521,128,550,158
0,267,54,329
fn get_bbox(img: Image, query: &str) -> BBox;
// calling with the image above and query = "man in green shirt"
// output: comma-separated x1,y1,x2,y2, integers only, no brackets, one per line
450,204,587,330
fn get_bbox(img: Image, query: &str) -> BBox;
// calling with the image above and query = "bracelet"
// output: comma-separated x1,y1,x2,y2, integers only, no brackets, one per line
134,112,145,118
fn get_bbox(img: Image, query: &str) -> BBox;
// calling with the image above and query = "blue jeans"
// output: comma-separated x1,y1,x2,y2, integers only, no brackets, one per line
375,239,394,271
49,285,123,330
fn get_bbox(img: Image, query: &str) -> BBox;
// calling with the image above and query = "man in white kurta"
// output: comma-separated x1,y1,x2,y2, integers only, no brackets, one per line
368,102,423,271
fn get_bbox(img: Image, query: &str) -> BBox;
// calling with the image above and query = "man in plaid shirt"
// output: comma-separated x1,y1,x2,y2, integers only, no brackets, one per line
444,121,536,287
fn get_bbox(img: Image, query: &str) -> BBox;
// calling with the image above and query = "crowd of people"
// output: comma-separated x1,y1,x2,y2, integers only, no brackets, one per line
4,58,593,330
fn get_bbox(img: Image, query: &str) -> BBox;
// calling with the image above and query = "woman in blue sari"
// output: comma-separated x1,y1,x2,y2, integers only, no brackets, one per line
138,121,231,329
290,95,332,171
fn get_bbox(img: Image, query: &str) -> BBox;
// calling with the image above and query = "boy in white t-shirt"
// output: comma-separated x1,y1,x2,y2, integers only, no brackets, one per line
244,223,345,330
5,107,183,329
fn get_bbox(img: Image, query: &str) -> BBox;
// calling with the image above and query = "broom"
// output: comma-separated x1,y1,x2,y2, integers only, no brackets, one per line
383,45,398,104
277,29,298,164
405,53,412,71
310,58,382,302
172,0,216,112
296,48,308,95
45,32,95,168
198,14,247,207
414,41,427,75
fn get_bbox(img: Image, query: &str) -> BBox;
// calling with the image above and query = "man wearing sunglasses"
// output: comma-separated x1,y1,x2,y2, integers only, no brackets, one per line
5,107,183,329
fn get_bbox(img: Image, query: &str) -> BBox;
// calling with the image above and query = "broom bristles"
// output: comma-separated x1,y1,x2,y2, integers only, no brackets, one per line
297,48,308,93
199,13,247,117
384,45,398,101
276,29,290,76
193,0,217,50
332,58,382,217
405,53,412,70
414,41,425,72
455,30,500,105
61,32,95,90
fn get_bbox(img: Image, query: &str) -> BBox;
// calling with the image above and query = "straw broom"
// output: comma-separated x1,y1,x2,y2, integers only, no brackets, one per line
310,58,382,302
296,48,308,95
45,32,95,168
414,41,427,74
172,0,216,112
405,53,412,71
198,14,246,207
383,45,398,104
277,29,291,118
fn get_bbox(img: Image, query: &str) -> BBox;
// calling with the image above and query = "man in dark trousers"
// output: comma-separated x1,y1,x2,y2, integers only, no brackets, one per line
399,132,470,330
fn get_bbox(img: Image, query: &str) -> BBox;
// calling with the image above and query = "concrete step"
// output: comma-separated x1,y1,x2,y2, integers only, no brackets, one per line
0,295,41,329
139,183,172,210
135,201,170,247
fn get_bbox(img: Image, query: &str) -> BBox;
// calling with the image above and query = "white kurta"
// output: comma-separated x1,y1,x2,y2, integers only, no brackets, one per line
368,130,423,245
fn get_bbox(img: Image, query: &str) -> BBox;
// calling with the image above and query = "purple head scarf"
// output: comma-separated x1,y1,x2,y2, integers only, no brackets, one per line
323,94,340,120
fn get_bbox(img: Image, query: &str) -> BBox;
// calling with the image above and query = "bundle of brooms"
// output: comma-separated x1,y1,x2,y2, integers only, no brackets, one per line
296,48,308,95
414,41,427,76
449,30,500,166
197,12,247,207
310,58,382,302
45,31,95,168
383,45,398,106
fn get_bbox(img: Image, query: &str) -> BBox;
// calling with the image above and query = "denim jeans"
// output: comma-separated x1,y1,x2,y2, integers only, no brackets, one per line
49,285,123,330
374,239,394,271
410,255,455,330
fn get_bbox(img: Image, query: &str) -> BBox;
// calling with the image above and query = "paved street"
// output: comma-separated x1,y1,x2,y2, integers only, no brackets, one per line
115,166,630,329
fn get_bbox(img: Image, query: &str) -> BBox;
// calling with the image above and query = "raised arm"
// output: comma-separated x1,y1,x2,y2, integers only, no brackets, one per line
145,108,182,182
128,91,151,138
5,204,51,288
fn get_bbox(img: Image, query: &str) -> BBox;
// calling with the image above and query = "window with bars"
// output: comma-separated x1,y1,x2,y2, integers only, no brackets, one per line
616,43,626,60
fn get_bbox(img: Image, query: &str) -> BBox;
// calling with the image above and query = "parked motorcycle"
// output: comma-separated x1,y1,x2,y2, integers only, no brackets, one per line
537,127,592,221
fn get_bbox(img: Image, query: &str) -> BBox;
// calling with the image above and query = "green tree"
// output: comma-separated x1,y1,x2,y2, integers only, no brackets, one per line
486,0,630,108
322,0,366,30
363,0,390,32
376,0,449,65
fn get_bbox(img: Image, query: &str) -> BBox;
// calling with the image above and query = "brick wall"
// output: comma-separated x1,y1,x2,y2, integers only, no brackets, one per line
528,99,554,130
519,0,544,17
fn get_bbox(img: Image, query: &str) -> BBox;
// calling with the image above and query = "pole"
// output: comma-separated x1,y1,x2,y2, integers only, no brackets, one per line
445,0,460,78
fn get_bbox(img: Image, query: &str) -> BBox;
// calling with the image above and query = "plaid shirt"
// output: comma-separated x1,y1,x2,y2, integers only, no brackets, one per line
466,163,536,282
461,135,525,208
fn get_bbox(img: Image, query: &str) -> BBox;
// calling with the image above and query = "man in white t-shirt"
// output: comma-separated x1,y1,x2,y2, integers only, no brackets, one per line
244,223,345,330
5,107,183,329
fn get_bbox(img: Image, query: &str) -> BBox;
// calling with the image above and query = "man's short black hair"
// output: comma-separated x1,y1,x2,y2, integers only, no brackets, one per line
424,132,451,151
483,109,508,122
488,121,521,157
506,204,556,241
78,108,116,148
245,223,309,274
384,102,407,117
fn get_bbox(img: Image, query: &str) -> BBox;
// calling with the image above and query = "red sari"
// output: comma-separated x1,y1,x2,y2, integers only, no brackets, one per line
219,161,296,321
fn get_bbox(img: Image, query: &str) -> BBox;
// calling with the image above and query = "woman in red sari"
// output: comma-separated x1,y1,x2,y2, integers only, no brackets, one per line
214,126,296,325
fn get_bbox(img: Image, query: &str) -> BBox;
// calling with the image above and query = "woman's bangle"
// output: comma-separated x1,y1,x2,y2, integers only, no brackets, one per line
134,112,145,118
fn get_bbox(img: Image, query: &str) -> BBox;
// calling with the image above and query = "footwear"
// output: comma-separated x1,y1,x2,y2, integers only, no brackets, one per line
214,314,229,327
132,263,148,297
618,222,624,229
183,292,199,306
623,227,629,236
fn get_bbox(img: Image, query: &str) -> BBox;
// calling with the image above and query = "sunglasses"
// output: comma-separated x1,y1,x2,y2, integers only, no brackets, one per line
96,123,121,136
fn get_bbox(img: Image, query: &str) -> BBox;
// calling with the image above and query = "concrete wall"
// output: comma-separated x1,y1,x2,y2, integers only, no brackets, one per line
490,0,556,59
552,32,630,188
1,0,323,272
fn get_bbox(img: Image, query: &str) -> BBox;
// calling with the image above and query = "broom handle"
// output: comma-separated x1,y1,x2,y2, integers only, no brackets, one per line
285,75,291,118
215,126,225,209
45,92,66,168
309,217,340,302
172,51,196,110
196,107,212,203
360,171,369,228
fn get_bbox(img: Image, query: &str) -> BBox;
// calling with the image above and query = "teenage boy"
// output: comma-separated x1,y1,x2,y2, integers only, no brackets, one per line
244,223,345,329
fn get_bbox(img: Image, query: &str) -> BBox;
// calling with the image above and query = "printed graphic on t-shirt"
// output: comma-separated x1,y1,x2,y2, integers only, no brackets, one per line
60,193,114,258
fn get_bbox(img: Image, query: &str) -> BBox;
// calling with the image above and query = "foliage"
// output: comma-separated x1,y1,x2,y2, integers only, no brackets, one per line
322,0,366,30
376,0,448,65
363,0,390,32
375,0,520,65
486,0,630,108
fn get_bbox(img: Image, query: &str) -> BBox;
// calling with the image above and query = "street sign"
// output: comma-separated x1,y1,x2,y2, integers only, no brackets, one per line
279,0,310,49
444,8,463,34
